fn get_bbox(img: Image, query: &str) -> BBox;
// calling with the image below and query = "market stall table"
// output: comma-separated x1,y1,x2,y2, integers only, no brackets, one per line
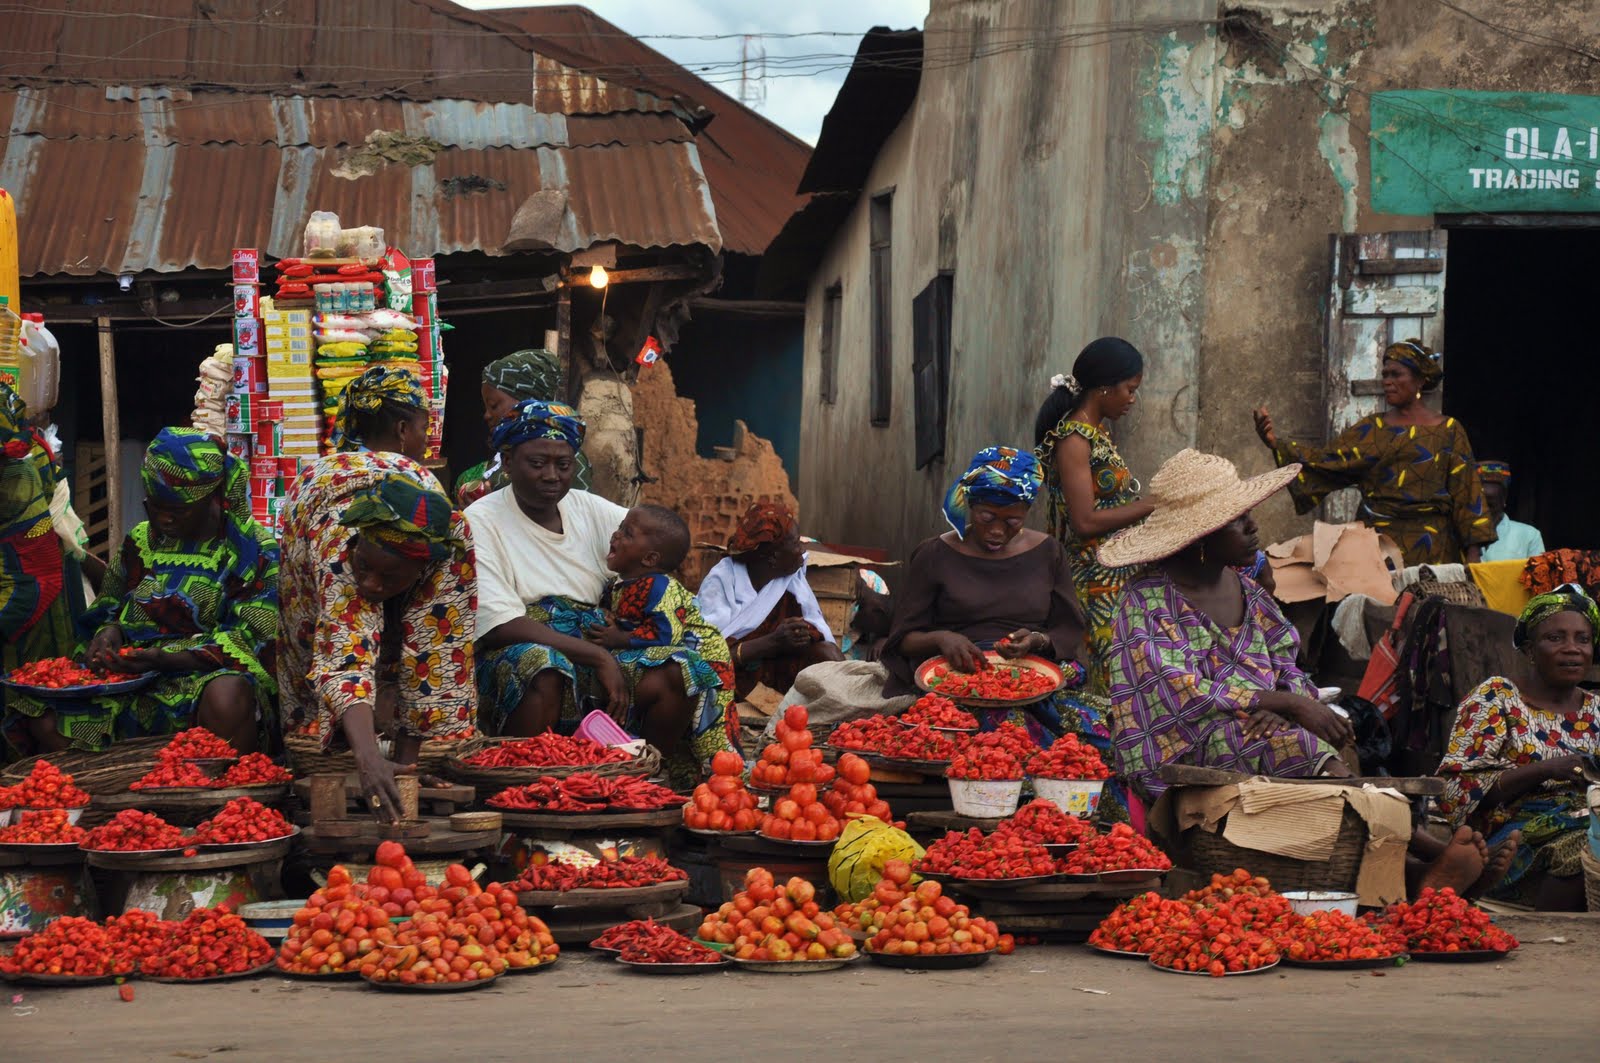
84,836,294,920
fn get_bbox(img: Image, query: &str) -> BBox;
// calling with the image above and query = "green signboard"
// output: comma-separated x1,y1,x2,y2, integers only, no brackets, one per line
1371,89,1600,214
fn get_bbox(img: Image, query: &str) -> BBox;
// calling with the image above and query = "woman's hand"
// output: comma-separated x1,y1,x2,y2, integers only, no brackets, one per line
353,745,415,825
934,632,987,673
84,625,125,671
1253,407,1278,450
1240,707,1291,741
1275,695,1355,749
112,647,177,674
995,629,1050,660
593,654,631,722
1537,754,1586,784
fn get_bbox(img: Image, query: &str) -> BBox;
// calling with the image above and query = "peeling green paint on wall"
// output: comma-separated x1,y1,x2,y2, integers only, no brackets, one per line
1139,33,1218,205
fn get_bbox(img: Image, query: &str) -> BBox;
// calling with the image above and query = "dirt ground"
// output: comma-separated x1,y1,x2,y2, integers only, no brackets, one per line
4,912,1595,1062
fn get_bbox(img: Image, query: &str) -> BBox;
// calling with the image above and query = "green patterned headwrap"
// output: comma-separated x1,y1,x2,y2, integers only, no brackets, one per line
1514,583,1600,650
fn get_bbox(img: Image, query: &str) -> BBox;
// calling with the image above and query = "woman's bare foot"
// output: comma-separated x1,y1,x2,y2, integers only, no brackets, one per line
1418,826,1485,895
1466,831,1520,899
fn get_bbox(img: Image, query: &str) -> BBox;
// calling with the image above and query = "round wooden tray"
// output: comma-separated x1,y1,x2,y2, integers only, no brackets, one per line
497,807,683,832
94,784,291,812
142,958,278,983
517,879,689,910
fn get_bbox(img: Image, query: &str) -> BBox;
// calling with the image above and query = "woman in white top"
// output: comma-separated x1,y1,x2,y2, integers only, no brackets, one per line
468,400,737,779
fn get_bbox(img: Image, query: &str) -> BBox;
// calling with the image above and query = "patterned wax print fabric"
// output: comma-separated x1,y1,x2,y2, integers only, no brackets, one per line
3,517,280,754
458,351,591,505
940,446,1041,538
490,399,585,454
1435,677,1600,901
1107,570,1338,801
1036,418,1143,694
727,502,796,557
1272,415,1494,565
331,366,427,452
276,452,477,749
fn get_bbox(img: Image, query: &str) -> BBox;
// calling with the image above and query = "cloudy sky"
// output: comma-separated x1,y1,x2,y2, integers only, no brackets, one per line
459,0,928,143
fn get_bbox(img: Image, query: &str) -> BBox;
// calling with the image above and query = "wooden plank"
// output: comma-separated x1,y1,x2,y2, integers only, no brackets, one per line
96,317,122,548
1158,763,1444,796
1357,257,1443,275
1342,286,1440,316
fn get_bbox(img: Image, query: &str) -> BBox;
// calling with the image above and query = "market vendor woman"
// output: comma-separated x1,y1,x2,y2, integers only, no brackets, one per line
4,429,279,754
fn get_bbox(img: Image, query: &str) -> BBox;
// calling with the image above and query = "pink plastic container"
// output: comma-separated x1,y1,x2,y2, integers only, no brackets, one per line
575,710,634,748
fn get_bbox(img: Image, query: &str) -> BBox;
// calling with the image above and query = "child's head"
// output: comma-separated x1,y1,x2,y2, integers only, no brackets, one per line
607,504,691,578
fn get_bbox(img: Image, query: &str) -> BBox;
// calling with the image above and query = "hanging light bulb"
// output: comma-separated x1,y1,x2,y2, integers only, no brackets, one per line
589,265,609,289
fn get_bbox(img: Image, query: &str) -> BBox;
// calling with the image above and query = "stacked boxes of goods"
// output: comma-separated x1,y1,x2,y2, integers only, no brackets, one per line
411,258,446,459
225,249,266,465
260,294,315,532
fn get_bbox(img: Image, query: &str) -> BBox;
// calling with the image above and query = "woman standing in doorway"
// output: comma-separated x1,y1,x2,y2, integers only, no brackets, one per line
1254,339,1495,565
1033,338,1154,694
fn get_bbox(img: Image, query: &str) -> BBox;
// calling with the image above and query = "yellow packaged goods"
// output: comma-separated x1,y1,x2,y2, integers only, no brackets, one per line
828,816,925,904
316,341,367,360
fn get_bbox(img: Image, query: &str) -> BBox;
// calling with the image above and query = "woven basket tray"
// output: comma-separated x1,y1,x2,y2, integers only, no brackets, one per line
443,735,663,789
1,736,170,794
1582,845,1600,913
282,732,470,778
1183,806,1368,893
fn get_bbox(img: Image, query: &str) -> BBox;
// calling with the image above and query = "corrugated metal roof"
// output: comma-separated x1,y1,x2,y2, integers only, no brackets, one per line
497,5,813,256
0,94,719,274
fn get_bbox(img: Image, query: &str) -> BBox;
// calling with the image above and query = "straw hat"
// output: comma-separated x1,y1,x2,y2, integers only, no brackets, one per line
1096,449,1302,568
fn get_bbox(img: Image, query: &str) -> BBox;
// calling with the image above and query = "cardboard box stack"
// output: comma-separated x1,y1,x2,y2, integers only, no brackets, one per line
411,258,446,460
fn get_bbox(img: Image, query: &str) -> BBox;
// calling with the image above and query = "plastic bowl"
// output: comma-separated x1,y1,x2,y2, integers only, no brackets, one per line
948,778,1022,818
1031,778,1104,817
1282,890,1359,918
575,709,635,748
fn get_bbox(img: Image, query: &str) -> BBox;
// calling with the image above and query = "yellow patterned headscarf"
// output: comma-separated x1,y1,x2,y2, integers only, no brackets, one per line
331,366,427,452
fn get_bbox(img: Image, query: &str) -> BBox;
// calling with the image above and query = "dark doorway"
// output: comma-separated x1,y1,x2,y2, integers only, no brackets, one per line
1443,225,1598,551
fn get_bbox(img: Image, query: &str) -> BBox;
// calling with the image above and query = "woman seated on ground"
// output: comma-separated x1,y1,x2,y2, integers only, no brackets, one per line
469,400,736,784
699,503,843,700
1434,585,1600,910
4,429,278,755
455,349,591,508
1101,450,1356,803
878,447,1096,747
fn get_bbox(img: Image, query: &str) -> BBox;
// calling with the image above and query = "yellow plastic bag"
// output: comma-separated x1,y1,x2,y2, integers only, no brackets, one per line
828,816,924,904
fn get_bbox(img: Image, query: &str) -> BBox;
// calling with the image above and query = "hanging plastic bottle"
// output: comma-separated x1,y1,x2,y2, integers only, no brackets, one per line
19,313,59,413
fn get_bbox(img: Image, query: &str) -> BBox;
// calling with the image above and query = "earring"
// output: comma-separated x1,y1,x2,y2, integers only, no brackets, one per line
1415,392,1422,402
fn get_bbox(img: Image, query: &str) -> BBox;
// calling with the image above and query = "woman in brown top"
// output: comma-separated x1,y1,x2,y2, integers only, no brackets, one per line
880,447,1096,746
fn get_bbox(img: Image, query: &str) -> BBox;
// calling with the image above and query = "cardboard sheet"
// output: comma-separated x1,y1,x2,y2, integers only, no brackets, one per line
1267,522,1402,606
736,683,784,720
1169,779,1412,907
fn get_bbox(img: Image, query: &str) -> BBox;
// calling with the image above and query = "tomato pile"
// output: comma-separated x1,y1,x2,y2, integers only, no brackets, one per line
916,828,1057,880
924,659,1057,701
819,752,896,824
829,716,957,762
139,906,273,979
0,916,132,977
512,853,687,892
683,751,760,832
0,808,89,844
750,706,837,789
1087,892,1194,955
1,760,91,809
489,773,681,812
1284,909,1406,963
945,748,1023,782
760,780,845,843
996,799,1098,846
900,694,978,730
953,722,1040,762
82,809,190,852
1025,734,1110,780
1060,823,1172,874
191,798,293,845
698,868,858,962
8,657,121,688
463,733,632,769
861,868,1012,958
1369,887,1519,954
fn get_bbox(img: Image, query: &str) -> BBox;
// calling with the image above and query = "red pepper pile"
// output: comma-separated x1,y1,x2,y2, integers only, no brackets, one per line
131,749,292,790
1088,891,1193,954
511,854,687,892
464,734,632,769
954,722,1039,762
191,798,293,845
489,773,681,812
0,808,88,844
924,660,1057,701
1368,886,1519,954
8,657,120,688
1285,909,1406,962
1145,895,1283,976
945,748,1023,782
105,909,176,969
617,930,725,965
219,753,293,786
1025,734,1110,780
130,760,214,790
996,799,1099,846
915,828,1057,879
0,916,132,977
0,760,91,809
82,809,189,852
159,727,237,761
139,906,273,979
829,716,957,762
591,918,684,951
1060,823,1172,873
900,694,977,730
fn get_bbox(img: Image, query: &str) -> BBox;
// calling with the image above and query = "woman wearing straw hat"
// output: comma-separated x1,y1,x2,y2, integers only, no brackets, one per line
1098,450,1356,801
1253,339,1494,565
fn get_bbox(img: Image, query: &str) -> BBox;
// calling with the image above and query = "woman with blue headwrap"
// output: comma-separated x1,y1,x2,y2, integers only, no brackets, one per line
878,447,1092,745
469,400,737,785
1435,584,1600,910
4,428,279,754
